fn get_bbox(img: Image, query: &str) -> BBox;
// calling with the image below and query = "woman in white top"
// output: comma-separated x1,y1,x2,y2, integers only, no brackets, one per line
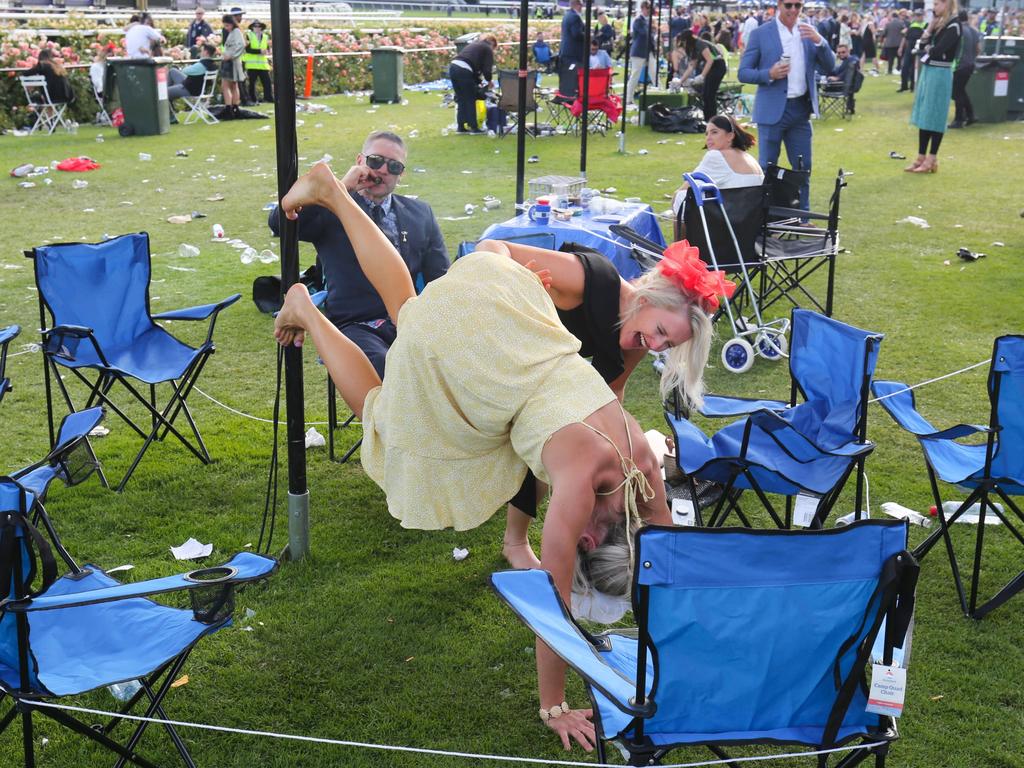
673,114,764,214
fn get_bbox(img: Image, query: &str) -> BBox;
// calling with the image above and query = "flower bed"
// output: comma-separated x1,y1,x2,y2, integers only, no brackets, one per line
0,15,559,130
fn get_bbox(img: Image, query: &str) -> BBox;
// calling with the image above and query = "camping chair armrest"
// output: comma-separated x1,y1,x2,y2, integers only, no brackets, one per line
699,394,789,419
42,325,109,367
871,380,995,439
747,409,874,460
0,324,19,347
766,206,829,222
309,290,328,309
491,570,652,718
154,293,241,346
3,552,277,614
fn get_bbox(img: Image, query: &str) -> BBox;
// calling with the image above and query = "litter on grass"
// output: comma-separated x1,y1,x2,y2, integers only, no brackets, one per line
452,547,470,561
304,426,325,448
897,216,929,228
89,425,110,437
170,537,213,561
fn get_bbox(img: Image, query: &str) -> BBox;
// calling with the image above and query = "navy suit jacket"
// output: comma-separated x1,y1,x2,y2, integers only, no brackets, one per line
738,20,835,125
561,9,585,64
269,192,449,326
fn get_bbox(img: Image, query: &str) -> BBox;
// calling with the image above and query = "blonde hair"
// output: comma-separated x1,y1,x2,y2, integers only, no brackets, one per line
621,269,714,409
932,0,958,29
572,515,641,598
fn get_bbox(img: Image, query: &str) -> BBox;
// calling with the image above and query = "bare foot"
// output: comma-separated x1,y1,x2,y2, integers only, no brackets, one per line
281,162,342,220
502,539,542,570
274,283,315,348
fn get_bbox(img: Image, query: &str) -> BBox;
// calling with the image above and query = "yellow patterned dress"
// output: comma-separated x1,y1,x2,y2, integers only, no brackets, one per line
360,251,616,531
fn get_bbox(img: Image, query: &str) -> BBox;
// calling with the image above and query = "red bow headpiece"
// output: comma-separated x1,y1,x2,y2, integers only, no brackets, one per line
657,240,736,313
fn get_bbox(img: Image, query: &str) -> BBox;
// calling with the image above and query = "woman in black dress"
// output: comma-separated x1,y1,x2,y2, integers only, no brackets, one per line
477,238,731,574
448,34,497,133
676,30,728,118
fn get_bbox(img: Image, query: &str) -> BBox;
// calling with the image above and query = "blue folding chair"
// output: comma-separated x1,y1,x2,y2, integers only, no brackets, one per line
0,325,19,404
27,234,241,491
11,406,107,573
666,309,883,528
492,521,918,767
872,335,1024,620
0,476,277,768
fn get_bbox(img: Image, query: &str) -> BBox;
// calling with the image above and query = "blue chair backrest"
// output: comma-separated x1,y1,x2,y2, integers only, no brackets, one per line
34,234,154,350
0,480,40,690
990,335,1024,484
788,309,882,447
634,522,907,744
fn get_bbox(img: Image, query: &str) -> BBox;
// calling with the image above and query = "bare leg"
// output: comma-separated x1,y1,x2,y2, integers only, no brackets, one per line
281,163,415,326
503,503,542,569
275,283,381,420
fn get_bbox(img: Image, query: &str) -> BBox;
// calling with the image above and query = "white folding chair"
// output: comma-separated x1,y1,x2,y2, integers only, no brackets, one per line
92,82,112,127
181,70,219,125
20,75,70,135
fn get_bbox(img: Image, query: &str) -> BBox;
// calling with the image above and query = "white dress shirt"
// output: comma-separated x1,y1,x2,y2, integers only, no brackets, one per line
777,18,808,98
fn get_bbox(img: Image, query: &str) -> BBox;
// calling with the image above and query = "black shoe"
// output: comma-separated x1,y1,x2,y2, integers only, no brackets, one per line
948,121,964,129
965,117,977,126
896,88,907,92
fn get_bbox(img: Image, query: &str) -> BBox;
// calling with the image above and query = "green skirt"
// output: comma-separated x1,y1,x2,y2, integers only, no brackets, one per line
910,63,953,134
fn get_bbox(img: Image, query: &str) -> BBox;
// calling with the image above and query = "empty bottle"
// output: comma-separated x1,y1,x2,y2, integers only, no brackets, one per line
240,247,259,264
178,244,200,258
109,680,143,702
72,179,89,190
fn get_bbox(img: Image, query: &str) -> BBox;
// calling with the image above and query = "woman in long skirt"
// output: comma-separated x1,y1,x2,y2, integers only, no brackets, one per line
907,0,961,174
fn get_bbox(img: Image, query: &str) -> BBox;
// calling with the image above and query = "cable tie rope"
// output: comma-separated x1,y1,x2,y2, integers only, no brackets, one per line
867,359,990,404
28,701,884,768
193,387,358,428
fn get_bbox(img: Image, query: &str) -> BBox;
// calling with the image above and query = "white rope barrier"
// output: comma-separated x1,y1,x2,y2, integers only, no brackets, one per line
29,700,886,768
867,360,991,404
193,386,346,428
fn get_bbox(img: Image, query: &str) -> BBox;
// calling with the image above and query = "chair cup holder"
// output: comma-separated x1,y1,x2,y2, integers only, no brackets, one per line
185,566,237,624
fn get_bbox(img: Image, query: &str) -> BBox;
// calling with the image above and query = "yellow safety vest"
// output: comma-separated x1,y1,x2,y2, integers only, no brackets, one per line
242,31,270,71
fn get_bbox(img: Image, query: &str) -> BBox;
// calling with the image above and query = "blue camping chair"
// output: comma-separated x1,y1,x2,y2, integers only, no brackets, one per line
27,234,240,491
872,335,1024,620
492,521,918,767
0,325,20,404
11,406,107,573
666,309,883,528
0,476,277,768
456,231,559,260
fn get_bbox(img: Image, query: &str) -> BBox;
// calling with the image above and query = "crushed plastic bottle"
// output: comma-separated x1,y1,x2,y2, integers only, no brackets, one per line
240,247,259,264
257,249,279,264
212,224,225,239
138,152,152,162
71,179,89,189
178,244,200,258
109,680,143,702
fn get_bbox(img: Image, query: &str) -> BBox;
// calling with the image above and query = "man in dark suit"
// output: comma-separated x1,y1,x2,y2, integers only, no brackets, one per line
269,131,449,376
827,43,860,114
559,0,586,96
739,0,834,210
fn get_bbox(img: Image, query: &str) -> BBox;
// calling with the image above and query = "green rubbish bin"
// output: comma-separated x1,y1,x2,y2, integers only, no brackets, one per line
108,57,171,136
982,35,1023,55
967,55,1018,123
454,32,479,54
370,47,404,104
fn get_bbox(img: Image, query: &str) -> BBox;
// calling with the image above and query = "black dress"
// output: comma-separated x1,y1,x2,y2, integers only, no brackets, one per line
509,246,624,515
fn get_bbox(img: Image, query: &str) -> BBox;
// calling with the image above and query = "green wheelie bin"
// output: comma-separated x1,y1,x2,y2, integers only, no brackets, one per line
966,55,1018,123
370,47,405,104
108,57,171,136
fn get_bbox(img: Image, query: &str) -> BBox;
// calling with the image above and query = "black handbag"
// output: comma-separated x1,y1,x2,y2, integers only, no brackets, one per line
647,103,706,134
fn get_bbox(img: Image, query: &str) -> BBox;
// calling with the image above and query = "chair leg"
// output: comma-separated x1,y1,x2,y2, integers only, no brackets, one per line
113,652,195,768
21,704,34,768
36,705,162,768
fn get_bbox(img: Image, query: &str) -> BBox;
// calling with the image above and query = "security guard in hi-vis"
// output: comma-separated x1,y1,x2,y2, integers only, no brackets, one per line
242,19,273,105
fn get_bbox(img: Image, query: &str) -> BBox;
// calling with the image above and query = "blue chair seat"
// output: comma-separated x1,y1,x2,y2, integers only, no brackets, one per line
4,568,216,698
56,326,203,385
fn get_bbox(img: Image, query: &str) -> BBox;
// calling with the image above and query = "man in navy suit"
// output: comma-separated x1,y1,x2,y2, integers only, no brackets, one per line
269,131,448,376
559,0,586,97
739,0,834,210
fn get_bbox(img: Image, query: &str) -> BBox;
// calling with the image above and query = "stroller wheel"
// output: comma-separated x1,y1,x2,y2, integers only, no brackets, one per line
758,332,788,361
721,338,755,374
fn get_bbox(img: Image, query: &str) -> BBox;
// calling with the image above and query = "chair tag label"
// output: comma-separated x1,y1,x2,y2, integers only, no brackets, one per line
671,498,696,527
866,664,906,717
793,494,818,528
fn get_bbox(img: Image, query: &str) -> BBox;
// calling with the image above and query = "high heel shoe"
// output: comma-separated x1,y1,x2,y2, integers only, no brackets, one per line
911,156,938,174
904,155,925,172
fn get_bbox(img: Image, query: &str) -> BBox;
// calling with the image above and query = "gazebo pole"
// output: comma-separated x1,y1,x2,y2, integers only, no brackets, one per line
618,0,635,154
580,0,593,177
515,0,529,207
270,0,309,561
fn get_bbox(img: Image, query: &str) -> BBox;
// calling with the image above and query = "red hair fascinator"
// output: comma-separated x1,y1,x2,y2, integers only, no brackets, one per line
657,240,736,313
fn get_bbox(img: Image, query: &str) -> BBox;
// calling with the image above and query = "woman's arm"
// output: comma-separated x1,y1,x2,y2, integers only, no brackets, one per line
701,45,714,77
281,163,415,325
476,239,585,309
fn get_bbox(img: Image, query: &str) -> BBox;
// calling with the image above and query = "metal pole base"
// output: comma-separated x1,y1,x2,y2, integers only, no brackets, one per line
286,490,310,561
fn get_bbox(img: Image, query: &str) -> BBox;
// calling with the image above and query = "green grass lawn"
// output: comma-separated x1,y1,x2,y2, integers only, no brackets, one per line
0,67,1022,767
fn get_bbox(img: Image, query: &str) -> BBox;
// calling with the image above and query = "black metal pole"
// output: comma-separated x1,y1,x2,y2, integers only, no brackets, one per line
618,0,634,154
515,0,529,207
580,0,593,177
270,0,309,560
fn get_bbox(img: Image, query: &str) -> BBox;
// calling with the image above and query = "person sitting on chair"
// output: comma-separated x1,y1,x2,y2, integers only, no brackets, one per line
268,130,448,378
166,43,218,118
827,43,860,114
673,115,764,214
588,38,613,69
24,49,75,106
273,161,683,753
532,31,554,73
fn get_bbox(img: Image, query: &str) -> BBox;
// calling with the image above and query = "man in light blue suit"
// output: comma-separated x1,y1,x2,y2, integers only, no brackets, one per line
739,0,834,210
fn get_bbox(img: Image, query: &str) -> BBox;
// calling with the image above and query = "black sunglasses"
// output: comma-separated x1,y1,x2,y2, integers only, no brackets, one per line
781,2,803,7
365,154,406,176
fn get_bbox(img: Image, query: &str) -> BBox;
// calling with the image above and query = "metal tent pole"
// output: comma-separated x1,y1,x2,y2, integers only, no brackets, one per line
515,0,529,207
619,0,635,154
270,0,309,561
580,0,593,177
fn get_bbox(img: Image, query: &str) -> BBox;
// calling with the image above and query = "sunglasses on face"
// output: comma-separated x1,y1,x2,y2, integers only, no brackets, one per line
365,154,405,176
781,2,803,8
